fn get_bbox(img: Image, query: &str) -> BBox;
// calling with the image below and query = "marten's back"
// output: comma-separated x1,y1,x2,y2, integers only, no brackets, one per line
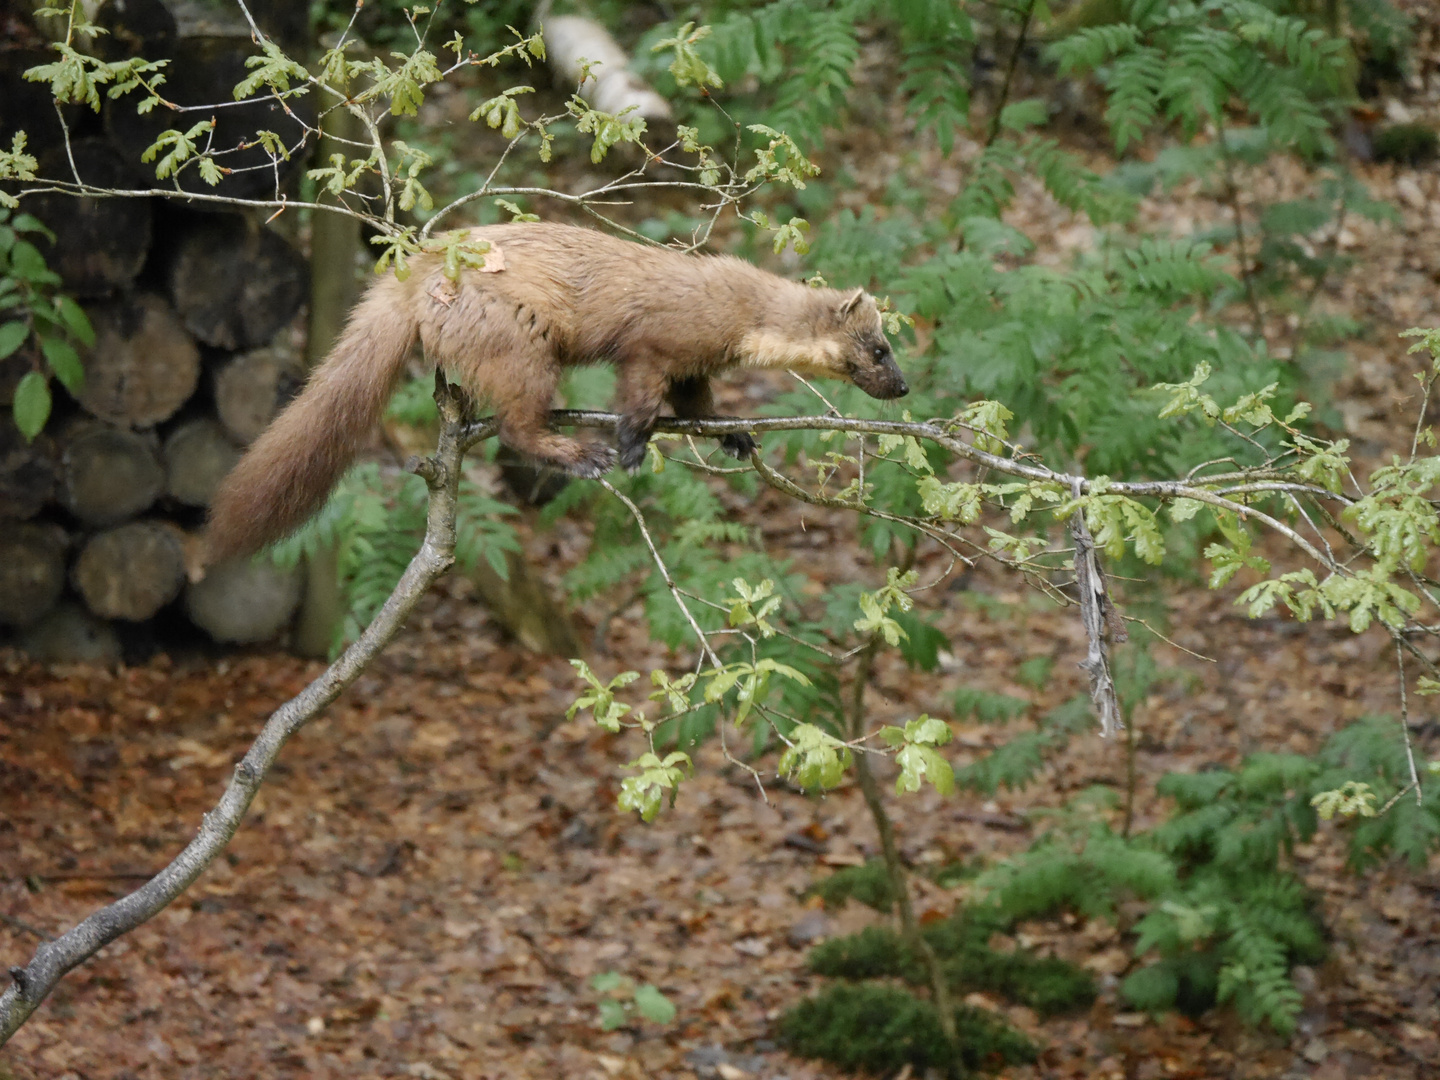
405,223,776,367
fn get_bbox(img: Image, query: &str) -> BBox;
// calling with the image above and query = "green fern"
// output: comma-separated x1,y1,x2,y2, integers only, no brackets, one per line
893,0,974,156
270,463,518,652
1048,0,1350,157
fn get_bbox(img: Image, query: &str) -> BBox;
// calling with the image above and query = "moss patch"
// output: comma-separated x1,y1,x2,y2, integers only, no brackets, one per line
804,859,900,913
779,983,1037,1078
807,906,1096,1017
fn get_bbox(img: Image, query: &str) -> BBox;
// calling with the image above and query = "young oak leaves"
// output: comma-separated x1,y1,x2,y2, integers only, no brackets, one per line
570,572,959,814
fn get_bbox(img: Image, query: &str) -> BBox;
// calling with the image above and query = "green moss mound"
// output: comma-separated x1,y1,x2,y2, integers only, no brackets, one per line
806,907,1096,1017
1372,123,1438,165
779,983,1037,1078
804,859,899,912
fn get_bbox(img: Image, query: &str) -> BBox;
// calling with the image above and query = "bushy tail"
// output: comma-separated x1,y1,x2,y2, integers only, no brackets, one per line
205,277,418,563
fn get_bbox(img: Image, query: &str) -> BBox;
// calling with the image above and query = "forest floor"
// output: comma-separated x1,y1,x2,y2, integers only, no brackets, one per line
2,523,1439,1080
5,7,1440,1080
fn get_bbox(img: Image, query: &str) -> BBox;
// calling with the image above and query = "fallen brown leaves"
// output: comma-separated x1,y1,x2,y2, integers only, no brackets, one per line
2,509,1438,1080
5,7,1440,1074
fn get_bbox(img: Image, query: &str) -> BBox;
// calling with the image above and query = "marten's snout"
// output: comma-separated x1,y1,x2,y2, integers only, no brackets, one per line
881,355,909,398
876,375,909,399
854,341,908,399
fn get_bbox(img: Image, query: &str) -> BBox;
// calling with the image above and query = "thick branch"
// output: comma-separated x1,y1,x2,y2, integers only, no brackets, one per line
0,383,468,1046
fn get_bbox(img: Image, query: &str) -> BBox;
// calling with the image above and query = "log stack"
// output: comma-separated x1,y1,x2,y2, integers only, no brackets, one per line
0,200,313,658
1,2,316,660
4,0,587,662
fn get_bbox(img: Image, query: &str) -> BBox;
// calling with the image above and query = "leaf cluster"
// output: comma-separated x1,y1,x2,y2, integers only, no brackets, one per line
807,904,1096,1017
1048,0,1350,157
0,209,93,440
780,982,1036,1079
589,970,677,1031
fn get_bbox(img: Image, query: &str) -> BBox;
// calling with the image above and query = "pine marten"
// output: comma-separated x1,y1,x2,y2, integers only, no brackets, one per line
204,221,907,562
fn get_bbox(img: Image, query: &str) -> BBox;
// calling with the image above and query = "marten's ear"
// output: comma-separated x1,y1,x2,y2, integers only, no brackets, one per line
839,287,867,319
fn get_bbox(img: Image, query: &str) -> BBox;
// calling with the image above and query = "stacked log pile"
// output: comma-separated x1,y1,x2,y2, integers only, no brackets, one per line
2,0,592,662
1,1,313,661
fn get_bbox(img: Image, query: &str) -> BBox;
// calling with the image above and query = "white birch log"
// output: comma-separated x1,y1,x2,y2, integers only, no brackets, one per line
541,14,672,123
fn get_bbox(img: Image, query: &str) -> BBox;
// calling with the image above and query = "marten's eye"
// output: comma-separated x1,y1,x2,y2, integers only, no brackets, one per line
871,344,888,361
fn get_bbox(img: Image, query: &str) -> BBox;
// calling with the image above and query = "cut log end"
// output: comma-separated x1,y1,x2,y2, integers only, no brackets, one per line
213,347,306,445
166,216,308,351
78,294,201,428
28,140,153,298
185,557,302,643
164,417,242,507
71,520,186,621
0,522,67,628
1,419,59,521
17,601,122,665
60,423,165,527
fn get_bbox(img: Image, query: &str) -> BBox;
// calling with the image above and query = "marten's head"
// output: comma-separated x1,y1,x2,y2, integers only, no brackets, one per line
830,288,908,400
740,287,909,399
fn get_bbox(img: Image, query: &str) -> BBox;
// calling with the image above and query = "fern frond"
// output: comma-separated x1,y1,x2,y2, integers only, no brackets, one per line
1113,237,1235,300
1234,56,1331,155
952,139,1023,220
1221,1,1348,89
1103,45,1165,153
1048,23,1143,74
1160,25,1238,129
770,7,860,145
898,34,971,156
1026,137,1136,225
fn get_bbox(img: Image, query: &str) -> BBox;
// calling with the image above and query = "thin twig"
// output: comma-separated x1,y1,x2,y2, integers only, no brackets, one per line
1217,120,1265,331
597,479,766,795
986,0,1037,147
0,915,47,942
1290,177,1350,361
1120,615,1217,663
1377,782,1417,816
846,638,964,1065
1395,640,1423,807
1410,364,1437,464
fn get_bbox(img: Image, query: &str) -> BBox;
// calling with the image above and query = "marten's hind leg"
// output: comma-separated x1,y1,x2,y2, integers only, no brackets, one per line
434,289,615,478
667,376,757,459
496,388,616,478
456,340,615,477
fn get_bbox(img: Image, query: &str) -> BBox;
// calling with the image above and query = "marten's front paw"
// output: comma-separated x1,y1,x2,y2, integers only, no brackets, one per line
617,423,653,474
565,444,618,479
618,440,649,474
721,432,758,459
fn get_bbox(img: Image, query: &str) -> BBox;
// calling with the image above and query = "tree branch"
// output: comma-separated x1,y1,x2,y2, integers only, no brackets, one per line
462,410,1342,568
1070,479,1123,738
0,381,469,1047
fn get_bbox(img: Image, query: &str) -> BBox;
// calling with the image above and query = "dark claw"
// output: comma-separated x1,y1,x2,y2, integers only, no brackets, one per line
617,423,652,474
721,432,758,459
